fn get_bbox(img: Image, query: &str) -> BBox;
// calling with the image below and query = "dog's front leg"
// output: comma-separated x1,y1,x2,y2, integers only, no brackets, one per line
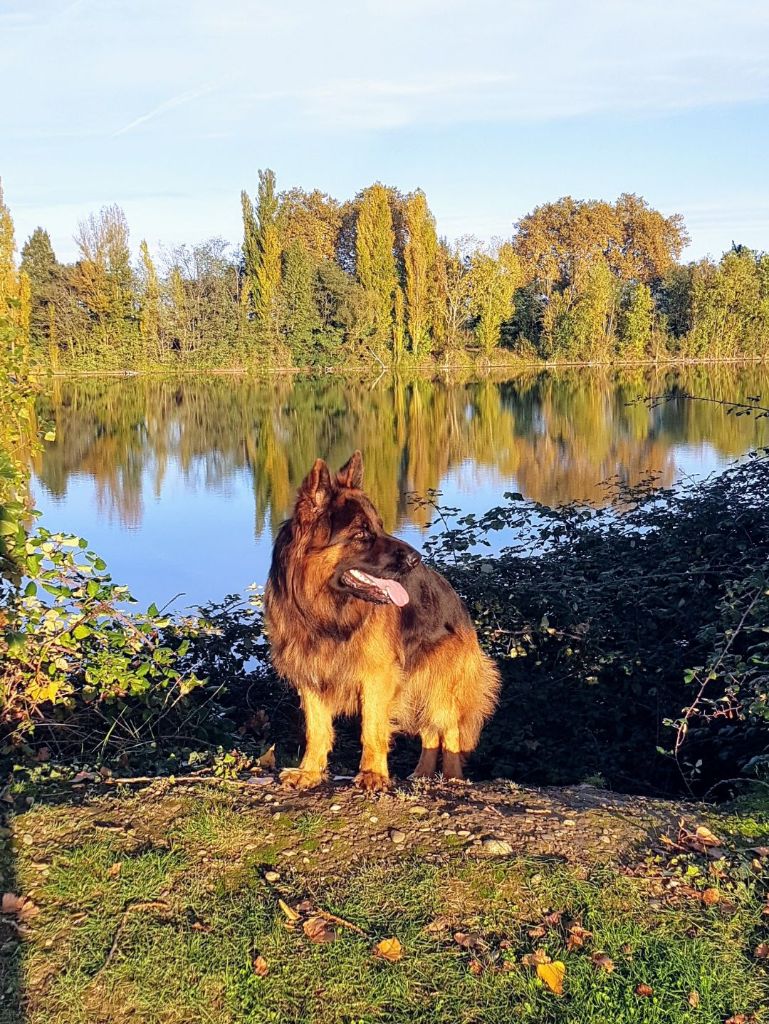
356,676,395,792
280,687,334,790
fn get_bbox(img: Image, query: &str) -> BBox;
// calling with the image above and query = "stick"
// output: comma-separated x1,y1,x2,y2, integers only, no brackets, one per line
90,899,169,984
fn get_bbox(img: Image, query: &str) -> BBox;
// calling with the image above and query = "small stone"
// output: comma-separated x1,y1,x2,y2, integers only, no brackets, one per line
563,819,576,826
444,830,457,837
23,834,33,846
440,812,450,819
409,806,428,817
369,815,379,823
600,835,612,844
457,829,471,837
272,812,281,820
302,857,309,864
330,804,342,812
481,838,513,856
389,829,406,845
264,871,280,883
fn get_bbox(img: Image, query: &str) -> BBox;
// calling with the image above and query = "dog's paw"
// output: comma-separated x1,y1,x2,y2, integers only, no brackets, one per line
279,768,324,791
354,770,391,792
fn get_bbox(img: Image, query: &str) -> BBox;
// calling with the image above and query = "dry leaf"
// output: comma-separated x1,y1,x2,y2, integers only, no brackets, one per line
591,952,614,973
701,887,721,906
542,911,563,927
754,942,769,959
1,893,39,923
257,744,276,769
566,924,593,950
691,825,721,848
537,960,566,996
252,955,269,977
528,925,547,940
468,958,483,975
751,846,769,858
303,916,336,943
635,983,654,997
688,991,700,1008
453,931,485,950
374,937,403,962
107,862,122,878
278,898,299,923
522,949,551,967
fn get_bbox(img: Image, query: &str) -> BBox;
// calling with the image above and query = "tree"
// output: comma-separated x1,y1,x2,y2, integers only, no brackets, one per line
403,190,439,358
614,193,689,284
138,240,161,360
467,244,523,356
20,228,59,346
0,180,15,312
73,204,135,342
355,183,398,353
435,237,473,350
279,240,321,363
253,169,282,332
618,282,654,359
279,189,341,264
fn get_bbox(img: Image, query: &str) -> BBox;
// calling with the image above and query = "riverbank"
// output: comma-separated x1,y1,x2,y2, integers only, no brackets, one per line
1,776,767,1024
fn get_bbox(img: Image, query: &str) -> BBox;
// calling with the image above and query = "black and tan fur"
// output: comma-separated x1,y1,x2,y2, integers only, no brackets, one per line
265,451,500,791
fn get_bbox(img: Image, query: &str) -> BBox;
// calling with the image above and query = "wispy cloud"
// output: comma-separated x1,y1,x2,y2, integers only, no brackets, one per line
112,84,220,137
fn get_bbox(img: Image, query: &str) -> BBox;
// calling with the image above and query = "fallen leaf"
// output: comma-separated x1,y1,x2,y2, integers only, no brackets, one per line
528,925,547,940
542,910,563,927
295,899,314,914
754,942,769,959
107,862,122,878
303,916,336,943
468,958,483,975
522,949,551,967
566,924,593,950
252,955,269,977
635,983,654,997
590,952,614,973
373,937,403,962
750,846,769,858
537,960,566,995
278,898,299,923
453,931,486,950
688,991,700,1008
701,887,720,906
257,744,276,769
1,893,39,923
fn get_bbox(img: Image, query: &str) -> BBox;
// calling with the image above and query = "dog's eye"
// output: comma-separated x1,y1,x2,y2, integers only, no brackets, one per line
354,529,371,541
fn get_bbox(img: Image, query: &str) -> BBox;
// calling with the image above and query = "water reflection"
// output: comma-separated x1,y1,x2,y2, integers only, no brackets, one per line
30,367,769,603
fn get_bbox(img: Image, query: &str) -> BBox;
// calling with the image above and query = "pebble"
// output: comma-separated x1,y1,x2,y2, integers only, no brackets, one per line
389,829,406,845
457,829,471,837
600,835,612,844
330,804,342,812
264,871,280,883
369,815,379,823
563,819,576,826
444,829,457,836
481,838,514,856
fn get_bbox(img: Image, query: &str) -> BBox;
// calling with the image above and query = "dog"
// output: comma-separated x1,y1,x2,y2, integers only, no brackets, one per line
264,451,500,791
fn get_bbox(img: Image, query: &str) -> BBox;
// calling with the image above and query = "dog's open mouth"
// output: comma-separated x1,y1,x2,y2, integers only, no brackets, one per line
341,568,410,607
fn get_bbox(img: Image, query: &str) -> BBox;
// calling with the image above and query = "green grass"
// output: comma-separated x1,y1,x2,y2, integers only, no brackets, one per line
1,791,767,1024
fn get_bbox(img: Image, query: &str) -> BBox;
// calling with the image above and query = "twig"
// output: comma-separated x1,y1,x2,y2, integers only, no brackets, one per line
69,772,275,789
89,899,170,985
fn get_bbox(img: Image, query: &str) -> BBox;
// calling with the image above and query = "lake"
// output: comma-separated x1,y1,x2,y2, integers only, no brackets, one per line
30,366,769,609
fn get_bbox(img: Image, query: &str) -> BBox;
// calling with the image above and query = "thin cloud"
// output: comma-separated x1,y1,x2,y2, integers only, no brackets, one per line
112,85,219,137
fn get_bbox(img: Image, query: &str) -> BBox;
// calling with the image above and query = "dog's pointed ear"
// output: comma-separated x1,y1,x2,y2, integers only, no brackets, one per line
337,450,363,489
296,458,333,518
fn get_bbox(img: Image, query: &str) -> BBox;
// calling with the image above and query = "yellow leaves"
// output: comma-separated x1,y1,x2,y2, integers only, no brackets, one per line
277,898,300,923
536,960,566,996
701,887,720,906
373,937,403,963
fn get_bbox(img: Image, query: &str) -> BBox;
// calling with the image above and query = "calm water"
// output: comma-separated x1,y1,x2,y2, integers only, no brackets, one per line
30,367,769,608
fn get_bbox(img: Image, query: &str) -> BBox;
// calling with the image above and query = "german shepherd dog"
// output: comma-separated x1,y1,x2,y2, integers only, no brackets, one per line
265,451,500,791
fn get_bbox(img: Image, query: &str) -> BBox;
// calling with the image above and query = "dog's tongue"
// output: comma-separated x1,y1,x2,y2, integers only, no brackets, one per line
368,573,409,607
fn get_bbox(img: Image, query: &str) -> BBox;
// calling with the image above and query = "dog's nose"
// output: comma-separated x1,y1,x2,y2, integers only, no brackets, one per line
404,549,421,569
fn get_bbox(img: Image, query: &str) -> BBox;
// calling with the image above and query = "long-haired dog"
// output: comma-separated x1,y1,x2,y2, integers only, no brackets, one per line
265,451,500,790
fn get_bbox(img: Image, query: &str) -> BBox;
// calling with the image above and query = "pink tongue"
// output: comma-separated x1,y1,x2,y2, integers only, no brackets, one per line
365,573,409,607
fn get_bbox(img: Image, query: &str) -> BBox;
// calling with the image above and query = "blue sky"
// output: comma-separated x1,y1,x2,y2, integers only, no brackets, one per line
2,0,769,263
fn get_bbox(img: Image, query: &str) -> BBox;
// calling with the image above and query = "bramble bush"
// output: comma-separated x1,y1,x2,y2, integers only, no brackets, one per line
2,337,768,796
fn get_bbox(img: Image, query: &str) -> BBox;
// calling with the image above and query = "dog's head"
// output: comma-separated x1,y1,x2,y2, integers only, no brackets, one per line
288,450,421,607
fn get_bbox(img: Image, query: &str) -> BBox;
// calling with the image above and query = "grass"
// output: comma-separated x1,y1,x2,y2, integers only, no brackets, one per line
1,787,767,1024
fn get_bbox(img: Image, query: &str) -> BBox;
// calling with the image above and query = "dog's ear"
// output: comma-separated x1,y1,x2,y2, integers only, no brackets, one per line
296,458,333,520
337,450,363,489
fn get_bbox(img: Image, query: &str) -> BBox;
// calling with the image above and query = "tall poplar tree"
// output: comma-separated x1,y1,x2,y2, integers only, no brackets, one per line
355,183,398,352
139,240,161,359
253,169,282,332
403,190,438,358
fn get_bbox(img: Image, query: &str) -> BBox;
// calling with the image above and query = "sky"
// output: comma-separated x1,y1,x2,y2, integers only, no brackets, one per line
2,0,769,264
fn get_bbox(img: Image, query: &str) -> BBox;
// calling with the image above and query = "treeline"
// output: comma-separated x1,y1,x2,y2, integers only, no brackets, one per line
3,175,769,369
